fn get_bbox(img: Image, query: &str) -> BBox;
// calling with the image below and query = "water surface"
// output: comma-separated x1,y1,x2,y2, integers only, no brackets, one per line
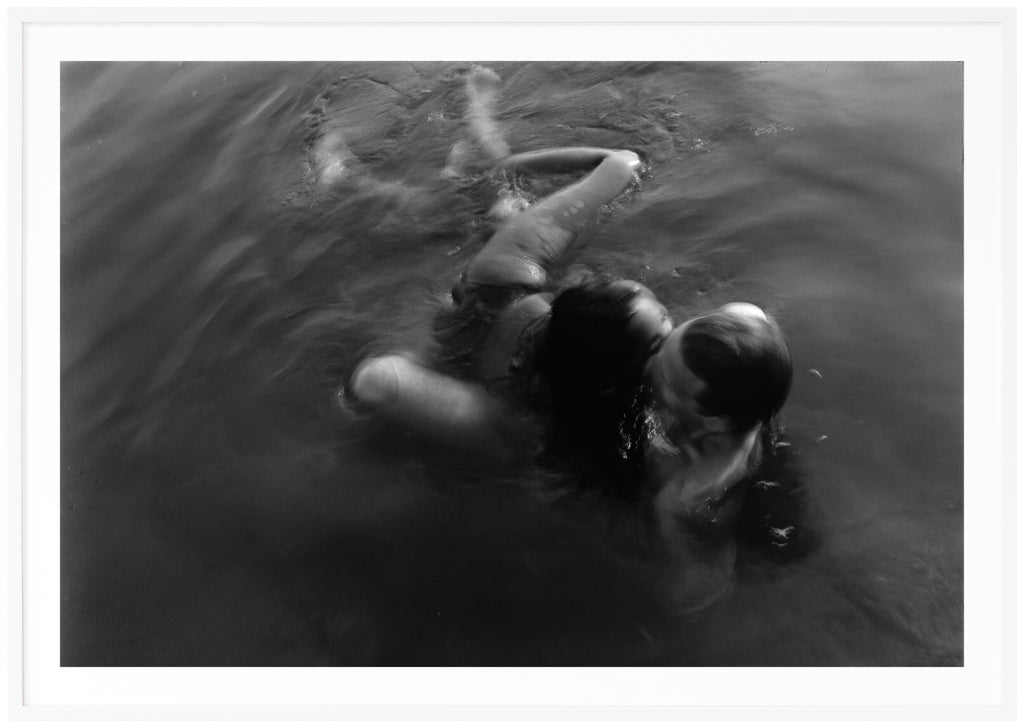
61,61,963,666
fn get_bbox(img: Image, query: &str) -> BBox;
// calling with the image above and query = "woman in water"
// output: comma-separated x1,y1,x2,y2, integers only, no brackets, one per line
346,145,658,461
345,67,793,613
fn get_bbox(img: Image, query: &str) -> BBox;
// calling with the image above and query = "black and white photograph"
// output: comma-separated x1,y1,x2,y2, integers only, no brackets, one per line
58,59,966,669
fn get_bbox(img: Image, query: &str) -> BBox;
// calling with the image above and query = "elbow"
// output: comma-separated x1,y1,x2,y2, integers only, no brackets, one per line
616,149,641,164
593,150,642,189
348,356,402,410
612,149,642,172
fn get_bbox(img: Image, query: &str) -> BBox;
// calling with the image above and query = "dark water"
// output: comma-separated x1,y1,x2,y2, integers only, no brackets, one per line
61,62,963,666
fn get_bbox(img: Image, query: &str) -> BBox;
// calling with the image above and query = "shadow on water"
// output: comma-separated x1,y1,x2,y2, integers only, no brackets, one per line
61,62,962,665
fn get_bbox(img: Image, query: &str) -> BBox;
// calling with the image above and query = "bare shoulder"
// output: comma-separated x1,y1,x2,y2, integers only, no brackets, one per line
477,293,552,386
507,292,552,319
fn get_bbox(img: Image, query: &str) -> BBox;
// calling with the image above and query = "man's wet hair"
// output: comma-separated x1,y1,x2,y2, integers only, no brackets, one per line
680,309,792,434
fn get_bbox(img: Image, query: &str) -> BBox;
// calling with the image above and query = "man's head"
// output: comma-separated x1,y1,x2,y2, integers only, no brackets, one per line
648,303,792,439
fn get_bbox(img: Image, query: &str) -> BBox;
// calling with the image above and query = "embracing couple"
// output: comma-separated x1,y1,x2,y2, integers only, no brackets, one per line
344,67,792,614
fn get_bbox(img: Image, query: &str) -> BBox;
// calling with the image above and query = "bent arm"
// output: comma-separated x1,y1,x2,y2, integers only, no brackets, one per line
651,466,745,617
465,148,642,289
348,354,514,460
493,147,637,175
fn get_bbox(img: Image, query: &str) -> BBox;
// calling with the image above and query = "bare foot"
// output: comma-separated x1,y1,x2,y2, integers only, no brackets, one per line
312,128,355,187
441,139,473,179
464,65,510,160
465,65,503,104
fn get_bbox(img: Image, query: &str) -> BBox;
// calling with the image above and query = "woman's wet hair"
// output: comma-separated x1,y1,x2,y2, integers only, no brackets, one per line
679,309,792,434
536,276,655,499
541,276,654,414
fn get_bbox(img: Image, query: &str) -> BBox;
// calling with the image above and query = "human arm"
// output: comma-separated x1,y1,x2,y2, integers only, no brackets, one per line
647,428,760,535
492,147,641,176
644,427,764,612
649,449,748,616
347,354,515,460
464,148,642,289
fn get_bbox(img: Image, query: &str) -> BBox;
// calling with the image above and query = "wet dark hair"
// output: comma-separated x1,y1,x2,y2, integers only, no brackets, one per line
679,309,792,434
541,278,655,416
536,276,656,499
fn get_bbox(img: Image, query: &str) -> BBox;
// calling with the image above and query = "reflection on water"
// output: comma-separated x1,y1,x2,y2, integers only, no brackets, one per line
61,62,962,666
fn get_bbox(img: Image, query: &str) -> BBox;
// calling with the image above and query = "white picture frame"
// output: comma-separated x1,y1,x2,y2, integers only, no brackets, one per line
7,6,1015,722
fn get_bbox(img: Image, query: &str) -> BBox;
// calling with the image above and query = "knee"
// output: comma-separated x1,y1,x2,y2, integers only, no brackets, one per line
349,356,403,409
